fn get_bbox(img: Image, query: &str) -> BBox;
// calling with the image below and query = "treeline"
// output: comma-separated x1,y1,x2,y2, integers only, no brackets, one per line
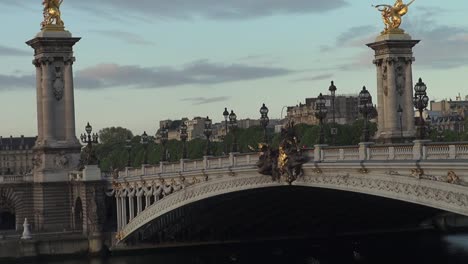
93,120,468,172
94,121,380,171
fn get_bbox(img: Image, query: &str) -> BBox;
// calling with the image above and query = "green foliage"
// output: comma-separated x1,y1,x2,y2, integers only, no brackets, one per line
93,121,378,171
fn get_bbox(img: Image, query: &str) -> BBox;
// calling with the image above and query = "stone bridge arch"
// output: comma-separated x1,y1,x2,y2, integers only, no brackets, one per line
117,167,468,242
0,187,24,231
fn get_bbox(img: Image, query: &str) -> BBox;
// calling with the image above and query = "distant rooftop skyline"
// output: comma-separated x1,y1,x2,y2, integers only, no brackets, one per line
1,1,467,136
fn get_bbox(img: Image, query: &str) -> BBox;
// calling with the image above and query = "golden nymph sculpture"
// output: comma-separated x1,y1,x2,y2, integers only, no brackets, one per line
41,0,64,30
373,0,415,34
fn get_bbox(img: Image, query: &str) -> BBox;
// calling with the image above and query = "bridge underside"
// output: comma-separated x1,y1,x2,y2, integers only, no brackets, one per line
125,186,449,245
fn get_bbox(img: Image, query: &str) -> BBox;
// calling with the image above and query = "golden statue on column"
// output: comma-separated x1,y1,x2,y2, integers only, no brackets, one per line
41,0,65,30
373,0,415,34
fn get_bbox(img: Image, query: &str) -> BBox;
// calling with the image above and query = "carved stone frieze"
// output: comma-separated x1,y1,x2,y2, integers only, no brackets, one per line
395,61,406,96
52,65,64,101
54,152,70,169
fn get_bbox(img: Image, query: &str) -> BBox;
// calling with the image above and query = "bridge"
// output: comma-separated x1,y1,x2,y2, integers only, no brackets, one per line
109,141,468,244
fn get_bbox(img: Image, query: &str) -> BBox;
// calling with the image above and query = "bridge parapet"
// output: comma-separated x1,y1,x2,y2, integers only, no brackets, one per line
112,142,468,180
0,174,32,184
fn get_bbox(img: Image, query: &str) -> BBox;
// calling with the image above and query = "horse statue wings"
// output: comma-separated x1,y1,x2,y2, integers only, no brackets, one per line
41,0,65,29
373,0,415,34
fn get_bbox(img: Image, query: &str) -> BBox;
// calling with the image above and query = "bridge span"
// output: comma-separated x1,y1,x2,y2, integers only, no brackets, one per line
109,141,468,243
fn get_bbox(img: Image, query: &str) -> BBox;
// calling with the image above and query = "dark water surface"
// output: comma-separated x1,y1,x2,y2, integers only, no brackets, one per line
12,232,468,264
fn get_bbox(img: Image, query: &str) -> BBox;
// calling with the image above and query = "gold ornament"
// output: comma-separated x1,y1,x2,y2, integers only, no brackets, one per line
41,0,65,31
373,0,415,34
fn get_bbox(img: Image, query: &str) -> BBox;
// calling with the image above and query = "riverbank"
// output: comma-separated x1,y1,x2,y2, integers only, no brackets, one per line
0,231,108,262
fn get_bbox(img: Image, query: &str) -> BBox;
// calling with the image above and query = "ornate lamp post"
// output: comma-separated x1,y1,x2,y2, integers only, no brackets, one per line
125,135,132,167
80,122,99,165
413,78,429,140
141,131,149,164
358,86,374,142
329,81,337,145
260,103,269,143
204,116,212,156
229,110,238,152
397,104,403,142
179,122,188,159
80,122,99,147
314,93,328,144
158,123,169,162
223,107,229,154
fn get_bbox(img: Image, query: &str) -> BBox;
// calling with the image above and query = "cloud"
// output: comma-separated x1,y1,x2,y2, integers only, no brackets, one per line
0,74,34,90
68,0,348,20
0,45,30,56
75,60,293,89
404,13,468,69
0,60,293,90
293,73,334,82
181,96,231,105
91,30,155,46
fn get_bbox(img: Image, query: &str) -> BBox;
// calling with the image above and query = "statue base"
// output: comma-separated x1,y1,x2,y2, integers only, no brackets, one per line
380,28,406,36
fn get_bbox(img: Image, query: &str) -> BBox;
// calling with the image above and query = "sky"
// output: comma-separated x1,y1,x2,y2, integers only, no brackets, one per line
1,0,468,137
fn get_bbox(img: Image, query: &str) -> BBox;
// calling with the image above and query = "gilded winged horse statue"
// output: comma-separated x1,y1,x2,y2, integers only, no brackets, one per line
41,0,64,29
373,0,415,34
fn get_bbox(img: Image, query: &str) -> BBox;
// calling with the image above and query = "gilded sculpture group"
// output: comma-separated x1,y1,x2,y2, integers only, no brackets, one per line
373,0,416,33
41,0,64,29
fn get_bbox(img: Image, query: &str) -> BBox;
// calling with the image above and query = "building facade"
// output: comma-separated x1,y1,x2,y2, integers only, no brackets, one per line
286,95,360,126
0,136,35,175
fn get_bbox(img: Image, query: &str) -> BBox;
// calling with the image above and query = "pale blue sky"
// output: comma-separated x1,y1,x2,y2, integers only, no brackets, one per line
1,0,467,136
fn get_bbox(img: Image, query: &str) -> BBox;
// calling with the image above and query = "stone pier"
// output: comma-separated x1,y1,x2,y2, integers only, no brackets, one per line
367,33,419,143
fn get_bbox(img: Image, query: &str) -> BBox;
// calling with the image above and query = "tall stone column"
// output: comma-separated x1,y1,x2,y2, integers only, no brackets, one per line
27,29,83,232
367,34,420,143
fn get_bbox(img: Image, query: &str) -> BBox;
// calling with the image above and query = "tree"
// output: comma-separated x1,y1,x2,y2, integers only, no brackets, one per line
98,127,133,145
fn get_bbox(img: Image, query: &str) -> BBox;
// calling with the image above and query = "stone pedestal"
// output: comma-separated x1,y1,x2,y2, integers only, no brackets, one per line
26,29,82,231
367,33,420,143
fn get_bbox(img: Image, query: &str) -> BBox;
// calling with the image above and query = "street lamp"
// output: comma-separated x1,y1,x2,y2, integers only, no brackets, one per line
125,135,132,167
140,131,149,164
223,107,229,154
229,110,238,152
329,81,337,145
80,122,99,165
260,103,269,143
397,104,403,142
80,122,99,147
358,86,374,142
204,116,212,156
179,121,188,159
413,78,429,140
314,93,328,144
158,123,169,162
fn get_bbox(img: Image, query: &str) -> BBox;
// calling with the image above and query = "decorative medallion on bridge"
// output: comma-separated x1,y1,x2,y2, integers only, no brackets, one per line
254,121,310,184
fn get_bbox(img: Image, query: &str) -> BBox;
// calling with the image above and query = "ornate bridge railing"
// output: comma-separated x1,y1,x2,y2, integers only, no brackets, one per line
106,141,468,242
0,174,33,184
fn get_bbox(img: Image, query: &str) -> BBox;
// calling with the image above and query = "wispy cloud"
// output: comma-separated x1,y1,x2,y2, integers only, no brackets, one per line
181,96,231,105
68,0,348,20
91,30,155,46
293,73,334,82
0,74,34,90
74,60,294,89
0,45,29,56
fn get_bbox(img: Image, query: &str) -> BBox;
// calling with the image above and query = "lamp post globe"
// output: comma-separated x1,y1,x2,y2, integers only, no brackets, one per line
204,116,213,156
260,103,269,143
358,86,374,142
329,81,337,144
141,131,149,164
229,110,238,153
222,107,229,154
179,122,188,159
315,93,328,144
413,78,429,140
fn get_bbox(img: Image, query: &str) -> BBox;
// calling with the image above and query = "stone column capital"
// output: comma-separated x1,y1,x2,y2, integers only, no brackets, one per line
373,59,383,66
64,56,76,65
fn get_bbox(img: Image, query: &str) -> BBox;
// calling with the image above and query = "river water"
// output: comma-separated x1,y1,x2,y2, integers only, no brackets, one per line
8,232,468,264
